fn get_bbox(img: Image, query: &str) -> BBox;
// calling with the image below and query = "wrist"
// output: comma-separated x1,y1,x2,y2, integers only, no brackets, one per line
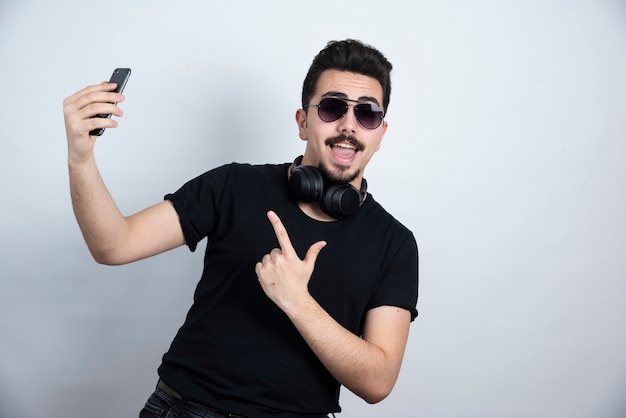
281,292,319,322
67,146,96,167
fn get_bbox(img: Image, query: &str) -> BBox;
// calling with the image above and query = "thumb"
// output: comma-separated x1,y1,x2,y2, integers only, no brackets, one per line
303,240,327,267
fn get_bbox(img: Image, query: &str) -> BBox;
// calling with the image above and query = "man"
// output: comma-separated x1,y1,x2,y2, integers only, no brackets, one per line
63,39,418,418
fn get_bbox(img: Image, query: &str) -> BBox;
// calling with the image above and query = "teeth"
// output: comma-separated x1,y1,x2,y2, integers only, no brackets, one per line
334,143,356,149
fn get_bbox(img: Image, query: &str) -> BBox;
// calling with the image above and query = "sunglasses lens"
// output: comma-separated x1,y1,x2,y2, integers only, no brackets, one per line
314,97,384,129
354,103,384,129
317,98,348,122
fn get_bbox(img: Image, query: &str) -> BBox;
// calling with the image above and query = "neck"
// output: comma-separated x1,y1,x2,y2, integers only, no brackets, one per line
297,201,337,222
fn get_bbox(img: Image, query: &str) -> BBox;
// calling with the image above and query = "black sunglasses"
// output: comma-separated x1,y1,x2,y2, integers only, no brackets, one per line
305,97,385,130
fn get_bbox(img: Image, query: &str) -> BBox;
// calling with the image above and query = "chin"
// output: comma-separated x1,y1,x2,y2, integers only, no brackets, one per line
319,162,360,184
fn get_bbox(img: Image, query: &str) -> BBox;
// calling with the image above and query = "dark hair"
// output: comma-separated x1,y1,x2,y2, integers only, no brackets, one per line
301,39,393,114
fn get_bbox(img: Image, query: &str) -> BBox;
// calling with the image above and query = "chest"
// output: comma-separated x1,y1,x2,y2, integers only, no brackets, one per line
202,178,391,334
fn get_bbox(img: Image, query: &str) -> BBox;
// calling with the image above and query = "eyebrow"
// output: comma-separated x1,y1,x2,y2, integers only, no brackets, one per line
321,91,381,107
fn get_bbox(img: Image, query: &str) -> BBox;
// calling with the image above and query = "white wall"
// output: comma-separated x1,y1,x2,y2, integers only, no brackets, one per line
1,1,625,417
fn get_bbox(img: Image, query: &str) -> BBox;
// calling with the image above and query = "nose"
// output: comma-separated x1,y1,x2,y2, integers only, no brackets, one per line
337,107,358,134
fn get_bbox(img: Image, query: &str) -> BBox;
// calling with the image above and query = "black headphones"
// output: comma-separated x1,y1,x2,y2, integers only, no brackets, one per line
288,156,367,219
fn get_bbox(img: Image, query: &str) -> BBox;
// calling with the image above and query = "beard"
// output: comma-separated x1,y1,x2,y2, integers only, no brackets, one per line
319,134,364,184
318,161,360,184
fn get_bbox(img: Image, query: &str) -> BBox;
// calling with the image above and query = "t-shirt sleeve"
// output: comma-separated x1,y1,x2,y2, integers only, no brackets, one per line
164,164,232,252
367,231,419,320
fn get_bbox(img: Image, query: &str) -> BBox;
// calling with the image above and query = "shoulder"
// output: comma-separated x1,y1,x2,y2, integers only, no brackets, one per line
360,195,416,245
217,161,289,179
223,162,290,192
185,161,289,186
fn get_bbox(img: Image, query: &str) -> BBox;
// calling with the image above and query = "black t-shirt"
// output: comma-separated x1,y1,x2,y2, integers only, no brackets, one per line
159,162,418,417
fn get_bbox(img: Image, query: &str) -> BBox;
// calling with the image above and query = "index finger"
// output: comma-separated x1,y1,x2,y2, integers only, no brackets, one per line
267,210,295,254
64,82,120,108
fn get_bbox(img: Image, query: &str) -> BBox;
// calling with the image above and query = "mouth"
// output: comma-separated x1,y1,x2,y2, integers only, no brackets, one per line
326,135,363,163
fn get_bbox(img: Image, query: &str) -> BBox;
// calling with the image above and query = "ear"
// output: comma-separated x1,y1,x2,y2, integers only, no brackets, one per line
374,120,388,152
296,108,308,140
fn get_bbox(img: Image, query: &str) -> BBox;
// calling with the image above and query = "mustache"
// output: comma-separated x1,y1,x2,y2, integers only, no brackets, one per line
324,134,364,151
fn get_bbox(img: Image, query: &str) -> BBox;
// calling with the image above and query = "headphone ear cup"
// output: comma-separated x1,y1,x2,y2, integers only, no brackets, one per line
320,184,362,219
288,165,325,202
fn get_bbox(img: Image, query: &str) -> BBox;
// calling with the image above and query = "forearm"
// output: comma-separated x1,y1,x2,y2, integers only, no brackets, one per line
69,155,130,264
284,297,406,404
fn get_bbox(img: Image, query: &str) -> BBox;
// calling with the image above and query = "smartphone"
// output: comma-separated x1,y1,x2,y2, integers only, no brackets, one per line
90,68,132,136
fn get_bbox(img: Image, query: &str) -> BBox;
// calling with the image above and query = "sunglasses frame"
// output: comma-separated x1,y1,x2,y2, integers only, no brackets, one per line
305,97,385,130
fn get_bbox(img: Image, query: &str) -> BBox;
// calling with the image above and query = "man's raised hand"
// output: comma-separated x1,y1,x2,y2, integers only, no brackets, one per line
255,211,326,312
63,82,124,163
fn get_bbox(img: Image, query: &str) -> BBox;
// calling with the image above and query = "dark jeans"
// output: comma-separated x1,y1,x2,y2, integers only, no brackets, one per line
139,382,335,418
139,385,232,418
